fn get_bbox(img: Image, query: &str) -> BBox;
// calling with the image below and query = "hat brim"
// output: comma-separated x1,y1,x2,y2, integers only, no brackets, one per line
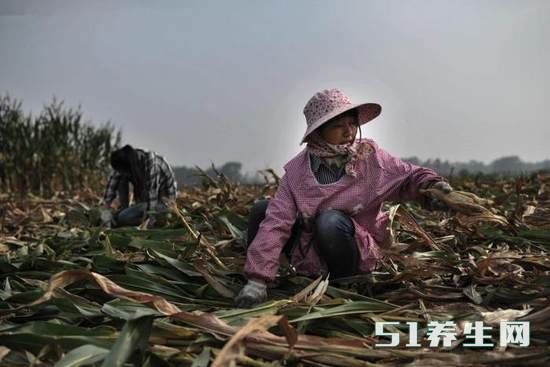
301,102,381,144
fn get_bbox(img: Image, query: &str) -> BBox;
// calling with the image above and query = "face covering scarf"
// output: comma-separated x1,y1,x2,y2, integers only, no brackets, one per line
306,131,373,177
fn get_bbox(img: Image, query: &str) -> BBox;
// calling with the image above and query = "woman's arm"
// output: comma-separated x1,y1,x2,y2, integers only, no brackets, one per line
376,147,446,203
244,173,298,282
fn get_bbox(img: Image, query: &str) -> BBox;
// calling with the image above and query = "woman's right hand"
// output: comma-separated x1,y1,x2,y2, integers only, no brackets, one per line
100,206,114,228
234,279,267,308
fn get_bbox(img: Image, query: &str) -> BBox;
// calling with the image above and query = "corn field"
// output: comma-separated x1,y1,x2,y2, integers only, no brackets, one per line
0,94,120,194
0,170,549,366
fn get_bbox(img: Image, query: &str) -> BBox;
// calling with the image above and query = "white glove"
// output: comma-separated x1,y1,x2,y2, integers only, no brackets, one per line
431,181,453,193
234,280,267,308
100,209,114,228
426,181,453,211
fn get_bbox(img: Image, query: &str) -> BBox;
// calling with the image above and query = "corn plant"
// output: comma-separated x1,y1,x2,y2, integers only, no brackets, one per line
0,94,120,194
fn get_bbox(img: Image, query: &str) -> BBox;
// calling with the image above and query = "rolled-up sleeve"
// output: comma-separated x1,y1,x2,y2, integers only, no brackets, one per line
376,148,444,202
244,173,298,282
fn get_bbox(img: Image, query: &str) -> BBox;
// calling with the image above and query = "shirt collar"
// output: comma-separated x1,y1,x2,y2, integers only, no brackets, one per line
309,153,323,173
309,152,347,175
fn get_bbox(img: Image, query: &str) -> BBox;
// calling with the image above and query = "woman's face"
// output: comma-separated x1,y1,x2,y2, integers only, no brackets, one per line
320,112,358,145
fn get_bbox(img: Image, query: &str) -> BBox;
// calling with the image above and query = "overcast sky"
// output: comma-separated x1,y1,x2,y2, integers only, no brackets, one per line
1,0,548,174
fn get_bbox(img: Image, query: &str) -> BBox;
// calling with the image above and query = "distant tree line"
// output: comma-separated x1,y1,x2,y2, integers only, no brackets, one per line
0,94,120,194
173,162,262,187
403,156,550,177
177,155,550,187
174,154,550,188
2,94,547,194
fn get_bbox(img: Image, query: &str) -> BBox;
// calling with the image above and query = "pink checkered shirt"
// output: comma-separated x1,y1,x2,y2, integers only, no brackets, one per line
244,139,444,282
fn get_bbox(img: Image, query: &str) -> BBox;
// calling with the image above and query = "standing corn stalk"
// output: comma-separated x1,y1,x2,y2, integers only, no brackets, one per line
0,94,121,195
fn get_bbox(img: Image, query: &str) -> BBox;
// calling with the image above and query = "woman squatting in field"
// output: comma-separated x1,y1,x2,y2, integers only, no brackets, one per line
102,145,177,227
236,88,452,308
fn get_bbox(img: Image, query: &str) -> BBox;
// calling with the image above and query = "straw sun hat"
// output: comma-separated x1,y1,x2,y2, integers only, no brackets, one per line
301,88,381,143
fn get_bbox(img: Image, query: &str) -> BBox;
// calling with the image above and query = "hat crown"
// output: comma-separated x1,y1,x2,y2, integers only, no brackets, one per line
303,88,353,127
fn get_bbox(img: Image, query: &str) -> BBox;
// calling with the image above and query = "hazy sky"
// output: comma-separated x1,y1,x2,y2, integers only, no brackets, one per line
1,0,548,174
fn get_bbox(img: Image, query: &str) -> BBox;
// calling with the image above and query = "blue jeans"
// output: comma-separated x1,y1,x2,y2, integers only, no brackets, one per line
115,202,148,227
113,175,167,227
247,199,359,278
114,202,170,227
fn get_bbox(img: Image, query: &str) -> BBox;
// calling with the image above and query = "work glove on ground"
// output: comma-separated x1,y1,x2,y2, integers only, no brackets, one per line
234,279,267,308
425,181,453,211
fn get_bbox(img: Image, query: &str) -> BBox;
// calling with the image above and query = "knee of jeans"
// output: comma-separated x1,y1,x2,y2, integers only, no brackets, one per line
315,209,354,239
116,208,142,226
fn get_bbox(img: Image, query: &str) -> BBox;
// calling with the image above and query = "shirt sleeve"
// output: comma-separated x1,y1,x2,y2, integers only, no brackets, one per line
244,173,298,282
143,154,160,210
376,147,445,203
161,160,177,201
103,171,121,204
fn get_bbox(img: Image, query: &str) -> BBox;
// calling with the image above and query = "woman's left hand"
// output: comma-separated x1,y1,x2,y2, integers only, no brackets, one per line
430,181,453,194
425,181,453,211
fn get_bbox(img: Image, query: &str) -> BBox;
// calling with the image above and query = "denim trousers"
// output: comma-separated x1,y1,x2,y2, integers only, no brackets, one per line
247,199,360,278
113,175,167,227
